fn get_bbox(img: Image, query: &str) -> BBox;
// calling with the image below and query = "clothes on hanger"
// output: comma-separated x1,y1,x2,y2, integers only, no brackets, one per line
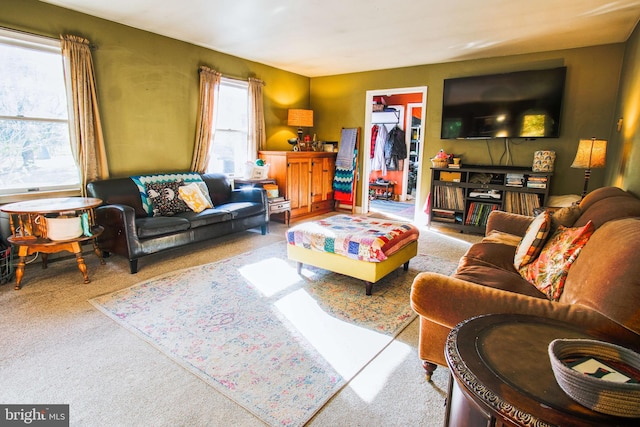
384,125,407,171
371,124,388,175
370,124,379,159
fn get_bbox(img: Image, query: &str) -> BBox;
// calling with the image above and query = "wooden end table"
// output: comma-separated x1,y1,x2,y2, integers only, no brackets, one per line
268,198,291,227
445,314,640,427
1,197,105,290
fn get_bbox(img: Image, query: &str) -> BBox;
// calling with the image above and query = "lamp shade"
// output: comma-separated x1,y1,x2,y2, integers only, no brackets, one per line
287,109,313,127
571,138,607,169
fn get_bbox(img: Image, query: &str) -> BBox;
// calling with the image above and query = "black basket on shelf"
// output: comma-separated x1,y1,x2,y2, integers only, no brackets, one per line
0,238,13,285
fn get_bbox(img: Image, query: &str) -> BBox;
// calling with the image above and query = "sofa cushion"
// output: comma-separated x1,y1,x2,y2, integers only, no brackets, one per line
459,242,519,273
561,218,640,334
179,182,212,213
216,201,264,219
513,211,551,269
136,216,191,239
176,208,232,228
453,263,545,298
146,181,189,216
201,173,233,206
574,195,640,229
87,177,148,218
519,221,595,301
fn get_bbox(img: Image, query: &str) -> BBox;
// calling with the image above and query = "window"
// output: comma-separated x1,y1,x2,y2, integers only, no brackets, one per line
206,78,249,177
0,29,79,198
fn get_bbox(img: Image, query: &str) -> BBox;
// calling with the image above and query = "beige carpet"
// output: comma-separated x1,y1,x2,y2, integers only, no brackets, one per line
0,216,480,426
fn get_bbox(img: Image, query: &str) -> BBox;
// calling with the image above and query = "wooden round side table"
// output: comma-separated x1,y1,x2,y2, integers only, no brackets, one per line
444,314,640,427
1,197,105,290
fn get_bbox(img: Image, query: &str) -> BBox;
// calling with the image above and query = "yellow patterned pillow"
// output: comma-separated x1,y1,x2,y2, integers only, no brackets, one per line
179,183,212,213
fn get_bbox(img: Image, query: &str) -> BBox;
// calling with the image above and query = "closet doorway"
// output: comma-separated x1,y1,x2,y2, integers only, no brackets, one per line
362,87,427,222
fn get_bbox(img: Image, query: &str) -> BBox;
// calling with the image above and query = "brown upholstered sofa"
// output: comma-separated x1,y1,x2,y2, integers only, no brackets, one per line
411,186,640,379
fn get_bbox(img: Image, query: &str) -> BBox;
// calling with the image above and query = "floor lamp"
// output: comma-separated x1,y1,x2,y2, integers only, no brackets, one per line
571,137,607,200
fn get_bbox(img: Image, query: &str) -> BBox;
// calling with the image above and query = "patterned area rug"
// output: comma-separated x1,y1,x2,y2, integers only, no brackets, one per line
90,241,456,427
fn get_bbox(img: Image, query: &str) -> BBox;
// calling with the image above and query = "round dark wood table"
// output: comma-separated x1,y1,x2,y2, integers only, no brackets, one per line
444,314,640,427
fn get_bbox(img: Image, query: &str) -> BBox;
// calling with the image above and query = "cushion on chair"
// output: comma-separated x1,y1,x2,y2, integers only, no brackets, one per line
146,181,189,216
179,182,212,213
513,211,551,269
519,221,595,301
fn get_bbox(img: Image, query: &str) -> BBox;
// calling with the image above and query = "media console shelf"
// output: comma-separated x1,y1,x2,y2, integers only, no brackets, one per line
428,165,552,234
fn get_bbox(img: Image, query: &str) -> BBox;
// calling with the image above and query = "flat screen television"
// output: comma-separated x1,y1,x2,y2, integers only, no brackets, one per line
441,67,567,139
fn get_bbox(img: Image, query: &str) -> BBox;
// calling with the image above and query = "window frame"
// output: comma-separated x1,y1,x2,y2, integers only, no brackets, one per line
206,77,250,178
0,28,80,203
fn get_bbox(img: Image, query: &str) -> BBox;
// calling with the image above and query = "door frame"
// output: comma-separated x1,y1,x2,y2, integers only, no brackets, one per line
362,86,428,221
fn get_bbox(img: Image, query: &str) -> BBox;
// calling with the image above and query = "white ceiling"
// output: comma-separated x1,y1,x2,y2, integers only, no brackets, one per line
39,0,640,77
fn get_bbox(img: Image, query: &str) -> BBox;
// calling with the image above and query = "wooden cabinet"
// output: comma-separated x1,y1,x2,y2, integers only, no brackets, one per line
428,165,552,234
259,151,336,220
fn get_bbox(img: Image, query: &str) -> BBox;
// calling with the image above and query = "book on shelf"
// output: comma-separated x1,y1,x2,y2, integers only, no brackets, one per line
465,202,498,227
526,175,548,189
505,191,541,216
433,186,464,211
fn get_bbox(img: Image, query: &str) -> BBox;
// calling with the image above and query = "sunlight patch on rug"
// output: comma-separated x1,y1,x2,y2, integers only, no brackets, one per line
89,241,457,427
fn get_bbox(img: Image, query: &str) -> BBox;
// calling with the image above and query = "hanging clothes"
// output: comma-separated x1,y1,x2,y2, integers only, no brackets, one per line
370,124,379,159
371,124,388,174
385,126,407,171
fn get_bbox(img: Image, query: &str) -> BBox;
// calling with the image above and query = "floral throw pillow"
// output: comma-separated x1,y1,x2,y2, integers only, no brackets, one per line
519,221,595,301
146,180,189,216
179,183,212,213
513,211,551,269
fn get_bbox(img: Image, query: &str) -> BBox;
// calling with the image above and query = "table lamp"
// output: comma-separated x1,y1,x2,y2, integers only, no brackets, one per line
571,137,607,199
287,109,313,148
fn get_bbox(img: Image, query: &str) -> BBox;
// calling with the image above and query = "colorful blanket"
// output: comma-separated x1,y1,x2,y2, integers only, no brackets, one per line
287,215,419,262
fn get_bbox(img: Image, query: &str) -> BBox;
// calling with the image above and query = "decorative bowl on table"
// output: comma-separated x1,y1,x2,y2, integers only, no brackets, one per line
548,338,640,418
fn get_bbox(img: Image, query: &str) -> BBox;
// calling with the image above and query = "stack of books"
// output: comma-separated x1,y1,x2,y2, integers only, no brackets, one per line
506,173,525,187
431,208,458,223
527,175,548,189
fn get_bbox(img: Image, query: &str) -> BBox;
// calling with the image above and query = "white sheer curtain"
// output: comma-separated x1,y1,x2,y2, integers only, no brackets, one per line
60,34,109,194
248,77,266,158
191,65,221,173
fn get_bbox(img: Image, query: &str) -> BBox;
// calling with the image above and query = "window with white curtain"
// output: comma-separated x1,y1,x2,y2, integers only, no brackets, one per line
206,78,249,177
0,28,79,199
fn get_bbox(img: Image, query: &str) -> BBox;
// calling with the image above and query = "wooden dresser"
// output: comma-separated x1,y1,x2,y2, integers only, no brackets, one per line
258,151,336,220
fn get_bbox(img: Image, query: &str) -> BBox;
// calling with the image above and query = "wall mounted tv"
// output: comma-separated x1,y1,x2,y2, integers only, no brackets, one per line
441,67,567,139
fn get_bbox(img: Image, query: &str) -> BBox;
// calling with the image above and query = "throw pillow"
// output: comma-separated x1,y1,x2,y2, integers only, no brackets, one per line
179,182,212,213
550,204,582,231
519,221,595,301
131,172,207,216
146,180,189,216
513,211,551,269
194,181,214,208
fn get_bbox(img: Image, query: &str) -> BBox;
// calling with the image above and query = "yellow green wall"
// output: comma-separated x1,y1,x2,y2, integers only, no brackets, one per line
310,45,626,205
2,0,311,177
3,0,638,204
610,22,640,196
